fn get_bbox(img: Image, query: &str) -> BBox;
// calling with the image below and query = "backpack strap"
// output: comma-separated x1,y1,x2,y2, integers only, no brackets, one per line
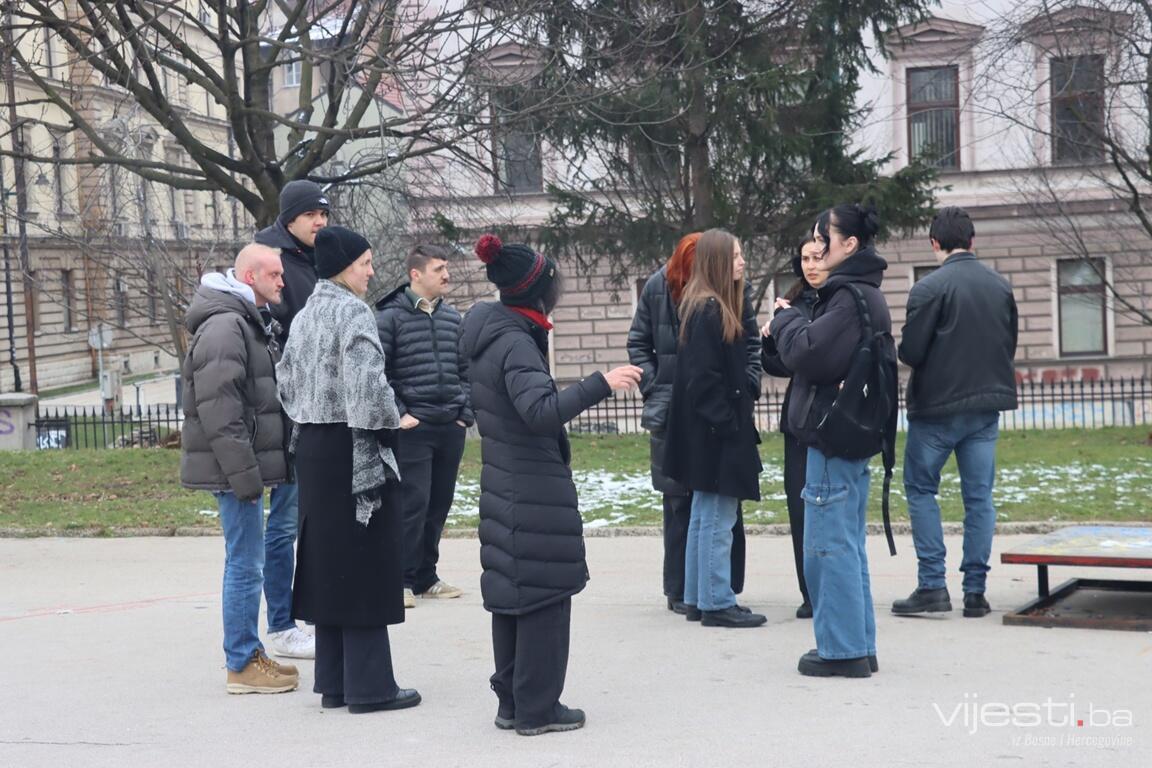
840,282,897,556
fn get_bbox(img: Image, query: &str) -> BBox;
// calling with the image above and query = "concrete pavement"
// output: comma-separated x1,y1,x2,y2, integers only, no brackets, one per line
0,533,1148,767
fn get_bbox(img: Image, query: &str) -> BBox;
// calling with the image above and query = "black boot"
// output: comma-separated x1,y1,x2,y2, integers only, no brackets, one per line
807,648,877,673
701,606,767,628
795,602,813,619
963,593,991,617
685,605,701,622
347,689,422,713
891,587,952,615
797,651,871,678
667,597,688,615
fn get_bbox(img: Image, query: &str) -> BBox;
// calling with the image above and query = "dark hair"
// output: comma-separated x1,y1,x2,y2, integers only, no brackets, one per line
929,206,975,252
815,202,880,256
406,244,451,275
784,234,818,302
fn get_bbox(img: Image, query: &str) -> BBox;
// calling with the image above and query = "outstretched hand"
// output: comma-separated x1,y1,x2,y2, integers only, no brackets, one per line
603,365,643,392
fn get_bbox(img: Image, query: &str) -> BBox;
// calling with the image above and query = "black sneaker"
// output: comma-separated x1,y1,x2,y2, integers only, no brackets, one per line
795,602,813,619
515,705,586,736
797,651,872,678
494,703,515,730
963,593,991,618
701,606,767,628
891,587,952,615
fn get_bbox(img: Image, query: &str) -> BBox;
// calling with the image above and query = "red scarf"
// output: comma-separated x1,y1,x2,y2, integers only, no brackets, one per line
508,305,554,331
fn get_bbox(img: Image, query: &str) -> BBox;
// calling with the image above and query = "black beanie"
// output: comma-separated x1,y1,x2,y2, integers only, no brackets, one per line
278,180,330,226
315,226,371,279
474,234,556,307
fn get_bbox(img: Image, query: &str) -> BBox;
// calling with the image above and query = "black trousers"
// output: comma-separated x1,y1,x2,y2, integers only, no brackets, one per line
490,598,571,729
783,434,811,604
313,624,399,705
663,493,746,601
397,421,466,593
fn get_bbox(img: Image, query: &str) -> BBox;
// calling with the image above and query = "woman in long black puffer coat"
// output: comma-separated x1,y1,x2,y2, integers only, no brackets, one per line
459,233,641,737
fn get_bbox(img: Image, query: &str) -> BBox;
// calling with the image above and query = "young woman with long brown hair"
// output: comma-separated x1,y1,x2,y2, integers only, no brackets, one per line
663,229,765,629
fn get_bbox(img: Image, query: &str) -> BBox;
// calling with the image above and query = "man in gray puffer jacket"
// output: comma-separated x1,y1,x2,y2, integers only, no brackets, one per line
180,243,304,695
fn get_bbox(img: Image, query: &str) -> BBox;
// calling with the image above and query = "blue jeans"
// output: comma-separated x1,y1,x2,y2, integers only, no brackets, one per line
264,483,299,633
216,483,299,672
904,411,1000,594
803,448,875,660
684,491,738,612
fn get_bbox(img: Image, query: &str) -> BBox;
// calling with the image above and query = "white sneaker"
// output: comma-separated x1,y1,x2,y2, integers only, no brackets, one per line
404,588,416,609
268,627,315,659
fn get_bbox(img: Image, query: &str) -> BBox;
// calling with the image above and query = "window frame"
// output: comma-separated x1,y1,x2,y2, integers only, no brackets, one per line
489,90,544,195
61,269,76,331
283,58,302,88
1049,54,1106,165
905,65,961,170
1056,257,1108,357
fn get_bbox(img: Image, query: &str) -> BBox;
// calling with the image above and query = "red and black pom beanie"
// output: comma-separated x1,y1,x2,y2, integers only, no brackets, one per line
474,233,557,308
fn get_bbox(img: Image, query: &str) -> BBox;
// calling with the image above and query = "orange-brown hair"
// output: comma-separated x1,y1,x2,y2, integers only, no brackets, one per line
678,229,744,345
665,232,700,305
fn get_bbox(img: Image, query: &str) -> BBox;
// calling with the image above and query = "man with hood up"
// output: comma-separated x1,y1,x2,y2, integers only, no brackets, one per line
180,244,302,694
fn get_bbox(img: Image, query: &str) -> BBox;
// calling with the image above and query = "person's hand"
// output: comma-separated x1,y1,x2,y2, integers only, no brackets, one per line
774,297,791,311
603,365,643,392
760,320,772,337
399,414,420,430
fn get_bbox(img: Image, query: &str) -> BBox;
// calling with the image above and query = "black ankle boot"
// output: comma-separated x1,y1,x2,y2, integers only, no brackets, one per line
701,606,767,628
892,587,952,615
797,651,872,678
963,593,991,617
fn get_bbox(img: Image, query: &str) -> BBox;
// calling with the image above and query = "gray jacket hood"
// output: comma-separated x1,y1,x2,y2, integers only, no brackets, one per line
186,271,266,336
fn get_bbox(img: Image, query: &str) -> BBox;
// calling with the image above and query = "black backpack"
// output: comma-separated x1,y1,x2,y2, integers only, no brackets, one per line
815,282,899,556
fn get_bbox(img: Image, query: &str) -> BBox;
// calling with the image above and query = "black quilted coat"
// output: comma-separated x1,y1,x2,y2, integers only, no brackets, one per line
459,301,612,615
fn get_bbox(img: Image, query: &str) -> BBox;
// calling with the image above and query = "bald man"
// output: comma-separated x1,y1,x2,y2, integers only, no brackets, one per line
180,244,312,695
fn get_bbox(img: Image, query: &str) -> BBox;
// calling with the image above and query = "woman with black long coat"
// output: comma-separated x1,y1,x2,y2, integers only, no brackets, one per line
663,229,765,629
627,232,761,614
759,236,829,620
460,234,641,736
277,226,420,713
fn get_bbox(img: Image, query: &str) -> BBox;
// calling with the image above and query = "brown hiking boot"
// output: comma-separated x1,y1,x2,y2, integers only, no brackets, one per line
258,649,298,677
226,650,299,694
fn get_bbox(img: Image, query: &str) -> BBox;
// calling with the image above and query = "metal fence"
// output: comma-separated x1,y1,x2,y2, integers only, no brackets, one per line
34,404,184,449
571,378,1152,435
32,378,1152,449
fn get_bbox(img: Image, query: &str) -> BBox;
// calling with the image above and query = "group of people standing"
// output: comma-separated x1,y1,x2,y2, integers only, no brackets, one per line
180,182,1019,735
629,203,1018,679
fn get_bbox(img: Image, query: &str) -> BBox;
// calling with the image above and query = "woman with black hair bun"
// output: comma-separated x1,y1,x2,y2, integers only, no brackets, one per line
768,202,895,678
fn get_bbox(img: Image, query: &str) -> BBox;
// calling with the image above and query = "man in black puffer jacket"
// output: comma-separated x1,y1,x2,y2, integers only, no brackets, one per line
627,233,760,615
892,207,1018,620
375,245,473,606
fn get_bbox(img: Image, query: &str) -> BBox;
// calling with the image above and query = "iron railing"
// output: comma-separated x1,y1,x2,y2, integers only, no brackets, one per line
33,378,1152,448
570,378,1152,435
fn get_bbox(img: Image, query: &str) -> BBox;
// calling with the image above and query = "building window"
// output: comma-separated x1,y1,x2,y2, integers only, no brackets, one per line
109,165,122,220
907,66,960,169
146,267,159,325
284,59,301,88
114,273,129,326
1057,258,1107,356
1051,55,1105,165
27,270,41,334
61,269,76,331
52,137,67,215
913,265,938,283
491,92,543,194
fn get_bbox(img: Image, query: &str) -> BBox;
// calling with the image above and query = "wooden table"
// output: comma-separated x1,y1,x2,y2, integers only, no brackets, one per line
1000,525,1152,631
